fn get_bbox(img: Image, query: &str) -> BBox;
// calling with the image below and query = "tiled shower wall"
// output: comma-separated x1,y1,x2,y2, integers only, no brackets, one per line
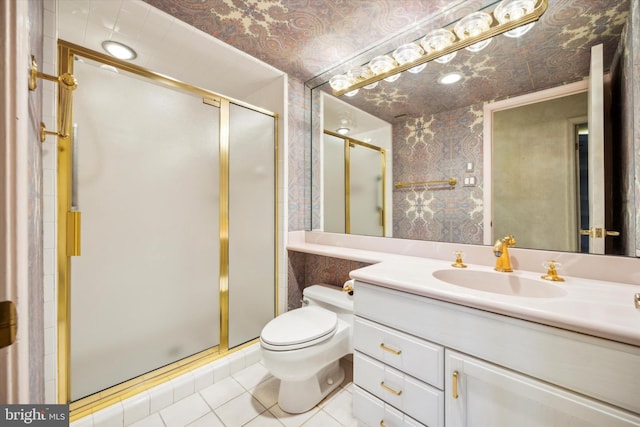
392,103,484,244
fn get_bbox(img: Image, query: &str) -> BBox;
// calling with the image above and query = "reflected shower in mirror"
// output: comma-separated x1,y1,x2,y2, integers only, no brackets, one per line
312,0,635,256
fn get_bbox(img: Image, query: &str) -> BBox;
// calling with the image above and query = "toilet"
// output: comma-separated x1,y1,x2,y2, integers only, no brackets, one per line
260,284,354,414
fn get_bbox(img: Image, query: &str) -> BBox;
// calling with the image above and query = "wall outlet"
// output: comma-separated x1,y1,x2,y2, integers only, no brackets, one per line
463,176,477,186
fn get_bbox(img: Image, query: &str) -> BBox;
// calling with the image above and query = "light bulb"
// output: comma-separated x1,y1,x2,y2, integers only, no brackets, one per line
494,0,537,37
329,74,351,91
369,55,396,75
392,43,427,74
101,40,137,60
420,29,458,64
454,12,493,52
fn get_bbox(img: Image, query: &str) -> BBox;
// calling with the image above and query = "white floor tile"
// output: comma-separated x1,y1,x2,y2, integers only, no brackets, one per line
199,376,245,410
233,363,272,390
269,405,320,427
243,410,285,427
250,376,280,409
300,410,343,427
322,389,357,427
214,392,267,426
185,412,225,427
129,413,165,427
159,394,211,427
88,356,357,427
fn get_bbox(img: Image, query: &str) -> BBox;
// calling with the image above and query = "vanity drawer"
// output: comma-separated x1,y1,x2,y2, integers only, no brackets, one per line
353,385,427,427
354,317,444,389
354,352,444,427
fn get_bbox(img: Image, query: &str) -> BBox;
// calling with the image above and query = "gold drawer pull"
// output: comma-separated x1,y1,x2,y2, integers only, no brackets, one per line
452,370,459,399
379,422,386,427
380,381,402,396
380,343,401,355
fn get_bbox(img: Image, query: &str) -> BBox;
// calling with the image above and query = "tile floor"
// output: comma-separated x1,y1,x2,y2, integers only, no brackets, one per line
130,358,356,427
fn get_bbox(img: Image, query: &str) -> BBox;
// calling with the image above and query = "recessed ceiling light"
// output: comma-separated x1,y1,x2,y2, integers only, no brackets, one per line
336,127,350,135
438,72,463,85
101,40,137,60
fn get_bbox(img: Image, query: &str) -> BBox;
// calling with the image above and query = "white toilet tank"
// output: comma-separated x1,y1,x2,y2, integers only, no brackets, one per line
303,284,354,321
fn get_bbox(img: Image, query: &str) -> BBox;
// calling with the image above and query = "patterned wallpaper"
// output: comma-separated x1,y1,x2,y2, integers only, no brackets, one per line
287,251,370,311
142,0,461,82
322,0,630,123
287,78,308,231
392,104,484,243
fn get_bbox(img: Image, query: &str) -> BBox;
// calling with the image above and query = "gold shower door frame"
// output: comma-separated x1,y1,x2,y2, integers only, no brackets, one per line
323,130,387,235
56,41,279,420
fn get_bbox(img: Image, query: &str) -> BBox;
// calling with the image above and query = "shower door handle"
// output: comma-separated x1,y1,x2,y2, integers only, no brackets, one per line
0,301,17,349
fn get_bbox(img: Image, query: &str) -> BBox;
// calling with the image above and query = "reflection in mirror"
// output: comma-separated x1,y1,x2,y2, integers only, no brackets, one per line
491,89,588,253
322,95,392,236
313,0,635,256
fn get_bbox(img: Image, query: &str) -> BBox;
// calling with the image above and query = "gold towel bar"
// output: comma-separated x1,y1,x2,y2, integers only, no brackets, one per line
394,177,457,189
28,55,78,142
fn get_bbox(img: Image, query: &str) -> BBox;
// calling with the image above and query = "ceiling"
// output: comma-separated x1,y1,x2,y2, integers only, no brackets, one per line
143,0,629,122
142,0,467,82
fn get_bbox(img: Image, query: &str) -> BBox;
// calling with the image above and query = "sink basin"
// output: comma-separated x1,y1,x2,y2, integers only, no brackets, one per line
432,269,567,298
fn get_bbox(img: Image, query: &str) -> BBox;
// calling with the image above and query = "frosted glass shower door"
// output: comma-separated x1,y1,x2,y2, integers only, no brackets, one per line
322,133,347,233
70,60,221,400
349,144,384,237
228,103,276,348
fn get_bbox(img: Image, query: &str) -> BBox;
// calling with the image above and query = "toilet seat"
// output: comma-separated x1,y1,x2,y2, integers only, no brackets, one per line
260,306,338,351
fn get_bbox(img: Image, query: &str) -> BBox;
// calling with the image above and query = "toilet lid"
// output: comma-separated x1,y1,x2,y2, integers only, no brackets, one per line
261,306,338,348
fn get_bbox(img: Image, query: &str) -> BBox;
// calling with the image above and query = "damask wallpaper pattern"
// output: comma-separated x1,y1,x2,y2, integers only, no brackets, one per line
143,0,453,82
287,251,370,311
392,103,484,244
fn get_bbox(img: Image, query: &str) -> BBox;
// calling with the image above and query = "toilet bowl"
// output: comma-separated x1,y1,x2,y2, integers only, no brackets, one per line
260,284,354,414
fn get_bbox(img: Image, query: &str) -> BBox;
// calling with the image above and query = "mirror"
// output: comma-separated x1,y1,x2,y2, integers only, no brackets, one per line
311,0,633,255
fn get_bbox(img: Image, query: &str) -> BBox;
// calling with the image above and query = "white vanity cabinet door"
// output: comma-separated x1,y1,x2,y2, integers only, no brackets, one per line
354,317,444,389
353,385,428,427
355,352,444,427
446,350,640,427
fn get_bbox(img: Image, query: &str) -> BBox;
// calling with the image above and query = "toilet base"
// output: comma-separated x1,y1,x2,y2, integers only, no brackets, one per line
277,360,345,414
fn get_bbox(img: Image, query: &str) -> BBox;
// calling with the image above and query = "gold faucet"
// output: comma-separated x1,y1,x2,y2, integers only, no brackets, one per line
493,235,516,272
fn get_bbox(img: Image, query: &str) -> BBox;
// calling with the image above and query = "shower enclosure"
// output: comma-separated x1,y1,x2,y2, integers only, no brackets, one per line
322,131,387,236
57,42,277,409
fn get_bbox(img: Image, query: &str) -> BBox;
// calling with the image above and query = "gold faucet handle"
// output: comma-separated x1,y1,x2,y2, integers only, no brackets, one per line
342,279,354,295
452,251,467,268
541,260,564,282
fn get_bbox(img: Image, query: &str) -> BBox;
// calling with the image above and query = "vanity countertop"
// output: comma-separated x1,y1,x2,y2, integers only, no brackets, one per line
349,257,640,347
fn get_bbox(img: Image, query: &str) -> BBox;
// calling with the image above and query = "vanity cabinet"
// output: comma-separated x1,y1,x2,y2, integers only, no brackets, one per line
353,281,640,427
353,307,445,426
446,351,640,427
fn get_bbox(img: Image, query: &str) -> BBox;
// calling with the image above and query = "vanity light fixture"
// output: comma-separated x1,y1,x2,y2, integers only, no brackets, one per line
101,40,137,60
454,12,494,52
438,72,463,85
494,0,538,38
329,0,548,97
421,29,458,64
369,55,401,82
393,43,427,73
